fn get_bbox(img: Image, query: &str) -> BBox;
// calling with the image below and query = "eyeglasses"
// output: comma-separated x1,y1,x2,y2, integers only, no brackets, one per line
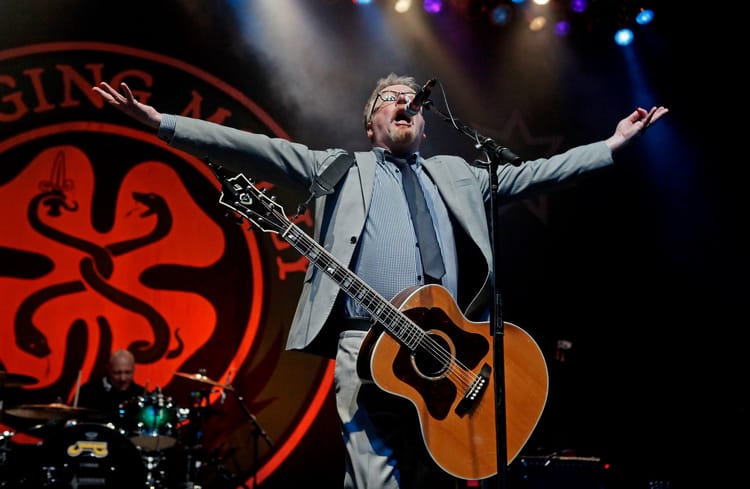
367,89,418,123
378,90,416,103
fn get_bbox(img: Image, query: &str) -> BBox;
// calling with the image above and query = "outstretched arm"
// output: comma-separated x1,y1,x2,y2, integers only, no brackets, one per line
605,105,669,152
93,82,162,130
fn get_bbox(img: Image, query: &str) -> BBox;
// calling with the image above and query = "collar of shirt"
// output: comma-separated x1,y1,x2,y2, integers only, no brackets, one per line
372,147,421,169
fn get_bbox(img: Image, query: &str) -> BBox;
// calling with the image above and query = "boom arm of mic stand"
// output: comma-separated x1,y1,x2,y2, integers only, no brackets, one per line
225,386,273,488
227,388,274,449
424,101,522,166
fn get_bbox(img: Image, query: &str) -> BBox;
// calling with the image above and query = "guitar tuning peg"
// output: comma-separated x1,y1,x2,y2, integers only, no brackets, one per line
225,211,243,225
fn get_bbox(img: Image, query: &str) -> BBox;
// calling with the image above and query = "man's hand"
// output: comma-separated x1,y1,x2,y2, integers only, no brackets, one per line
606,105,669,151
93,82,162,130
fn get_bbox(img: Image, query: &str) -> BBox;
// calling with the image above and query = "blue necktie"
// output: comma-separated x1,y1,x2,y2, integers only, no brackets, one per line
391,156,446,283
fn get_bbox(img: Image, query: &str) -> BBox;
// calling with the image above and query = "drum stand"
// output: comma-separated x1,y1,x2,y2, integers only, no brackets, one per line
174,372,273,487
190,386,274,488
181,388,216,487
0,428,12,481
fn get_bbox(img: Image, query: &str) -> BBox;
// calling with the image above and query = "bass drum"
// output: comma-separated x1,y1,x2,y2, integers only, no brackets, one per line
119,390,187,452
35,422,146,488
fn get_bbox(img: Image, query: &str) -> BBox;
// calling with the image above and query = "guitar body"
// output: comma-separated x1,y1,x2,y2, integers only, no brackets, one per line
358,284,549,481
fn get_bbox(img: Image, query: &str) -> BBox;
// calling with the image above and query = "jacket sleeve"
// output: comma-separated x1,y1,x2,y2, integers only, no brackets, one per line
492,141,614,202
166,115,347,191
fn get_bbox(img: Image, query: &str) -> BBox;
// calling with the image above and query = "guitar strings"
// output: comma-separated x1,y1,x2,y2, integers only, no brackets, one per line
378,305,478,390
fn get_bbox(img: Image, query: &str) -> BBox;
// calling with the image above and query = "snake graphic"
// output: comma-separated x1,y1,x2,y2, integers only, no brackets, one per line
19,188,183,364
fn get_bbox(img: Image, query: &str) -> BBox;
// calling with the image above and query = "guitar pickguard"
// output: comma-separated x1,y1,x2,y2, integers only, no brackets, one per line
390,306,491,421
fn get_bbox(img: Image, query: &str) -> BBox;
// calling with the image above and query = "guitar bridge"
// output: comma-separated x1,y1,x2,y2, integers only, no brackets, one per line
455,363,491,416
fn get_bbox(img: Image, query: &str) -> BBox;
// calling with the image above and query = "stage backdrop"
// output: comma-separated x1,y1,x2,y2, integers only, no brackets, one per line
0,2,742,489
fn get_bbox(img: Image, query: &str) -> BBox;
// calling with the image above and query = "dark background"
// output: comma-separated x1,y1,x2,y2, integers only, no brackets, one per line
0,1,743,488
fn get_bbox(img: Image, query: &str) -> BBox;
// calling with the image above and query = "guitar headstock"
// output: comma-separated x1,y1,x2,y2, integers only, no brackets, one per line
215,170,289,235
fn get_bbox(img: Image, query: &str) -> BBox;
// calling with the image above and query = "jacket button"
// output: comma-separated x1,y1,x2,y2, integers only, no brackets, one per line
350,236,357,244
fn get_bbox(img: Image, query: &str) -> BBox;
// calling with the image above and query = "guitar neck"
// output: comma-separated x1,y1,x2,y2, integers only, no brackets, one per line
280,221,425,350
212,167,425,350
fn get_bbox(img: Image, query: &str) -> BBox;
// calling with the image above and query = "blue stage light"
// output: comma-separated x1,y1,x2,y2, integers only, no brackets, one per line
614,28,634,46
636,9,655,25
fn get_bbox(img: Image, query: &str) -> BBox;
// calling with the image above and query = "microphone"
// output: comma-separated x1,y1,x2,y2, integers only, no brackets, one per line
405,78,437,117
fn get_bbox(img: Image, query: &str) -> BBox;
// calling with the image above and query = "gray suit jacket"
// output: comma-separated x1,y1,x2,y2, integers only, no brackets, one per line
168,115,614,357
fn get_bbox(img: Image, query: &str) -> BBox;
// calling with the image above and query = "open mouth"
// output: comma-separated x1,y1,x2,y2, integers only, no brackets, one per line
394,111,412,125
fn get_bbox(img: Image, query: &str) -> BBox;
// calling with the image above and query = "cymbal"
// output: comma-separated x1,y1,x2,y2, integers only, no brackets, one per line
0,371,39,387
175,371,234,391
4,403,103,421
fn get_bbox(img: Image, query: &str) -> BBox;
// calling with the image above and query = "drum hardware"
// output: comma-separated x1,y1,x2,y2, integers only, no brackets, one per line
0,430,12,465
175,370,269,488
2,403,107,442
175,371,235,391
179,371,273,488
115,383,219,488
141,451,169,489
1,429,43,488
119,387,187,452
4,402,104,422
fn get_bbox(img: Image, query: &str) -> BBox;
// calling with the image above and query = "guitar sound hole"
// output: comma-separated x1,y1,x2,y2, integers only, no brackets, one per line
411,331,453,379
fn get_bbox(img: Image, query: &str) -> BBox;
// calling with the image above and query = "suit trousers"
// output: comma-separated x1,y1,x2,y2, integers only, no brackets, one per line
335,330,458,489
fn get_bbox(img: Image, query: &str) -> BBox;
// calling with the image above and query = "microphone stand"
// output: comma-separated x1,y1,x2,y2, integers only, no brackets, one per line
424,100,521,489
224,385,274,487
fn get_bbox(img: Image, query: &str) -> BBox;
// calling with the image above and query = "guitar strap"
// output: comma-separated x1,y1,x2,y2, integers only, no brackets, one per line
295,151,355,216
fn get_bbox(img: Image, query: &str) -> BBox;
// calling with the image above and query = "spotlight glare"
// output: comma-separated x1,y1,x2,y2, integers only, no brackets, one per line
614,28,634,46
490,5,512,26
423,0,442,14
395,0,412,13
555,20,571,37
529,16,547,31
570,0,588,14
635,9,655,25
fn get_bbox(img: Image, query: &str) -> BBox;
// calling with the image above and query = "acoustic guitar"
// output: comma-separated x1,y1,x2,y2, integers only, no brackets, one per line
213,166,548,480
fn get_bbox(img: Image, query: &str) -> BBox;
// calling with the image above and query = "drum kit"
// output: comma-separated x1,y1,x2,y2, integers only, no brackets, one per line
0,368,240,488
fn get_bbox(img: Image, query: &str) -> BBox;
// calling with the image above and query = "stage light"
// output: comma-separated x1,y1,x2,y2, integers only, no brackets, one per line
529,16,547,31
555,20,572,37
423,0,442,14
344,0,660,47
635,8,654,25
395,0,412,13
570,0,588,14
490,5,512,26
614,28,634,46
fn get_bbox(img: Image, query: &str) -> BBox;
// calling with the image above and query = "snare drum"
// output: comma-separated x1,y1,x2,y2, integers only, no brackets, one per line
119,390,186,451
36,421,146,488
